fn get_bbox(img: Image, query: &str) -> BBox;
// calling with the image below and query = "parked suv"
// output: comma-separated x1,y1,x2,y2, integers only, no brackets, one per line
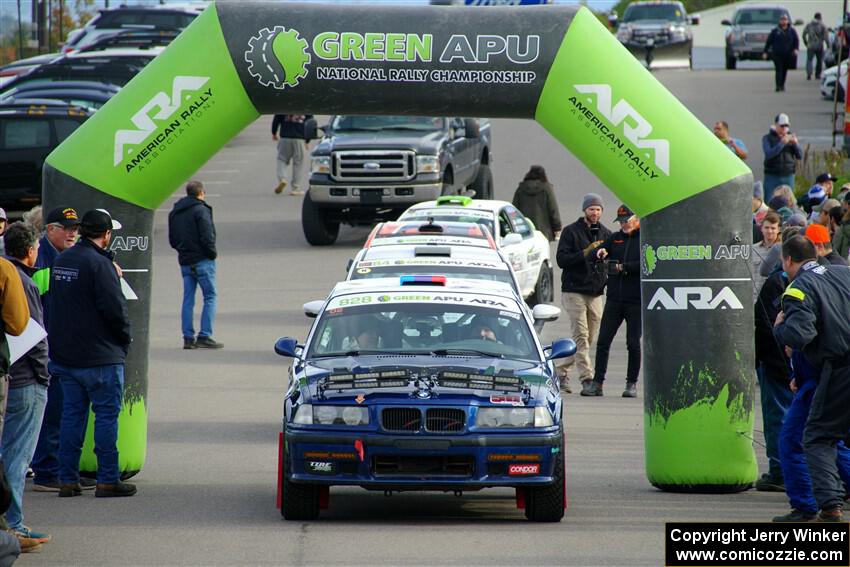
63,6,200,53
0,101,93,211
722,5,802,70
304,115,492,246
610,1,699,69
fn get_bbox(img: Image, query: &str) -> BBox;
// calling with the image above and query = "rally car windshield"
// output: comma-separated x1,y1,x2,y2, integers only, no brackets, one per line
400,210,495,235
308,301,538,361
351,265,517,291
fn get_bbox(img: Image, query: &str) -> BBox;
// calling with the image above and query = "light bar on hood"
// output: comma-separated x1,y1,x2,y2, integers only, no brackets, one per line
437,371,523,392
400,275,446,286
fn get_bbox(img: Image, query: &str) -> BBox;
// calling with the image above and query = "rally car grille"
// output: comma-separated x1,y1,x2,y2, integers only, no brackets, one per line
425,408,466,433
372,455,474,477
382,408,421,432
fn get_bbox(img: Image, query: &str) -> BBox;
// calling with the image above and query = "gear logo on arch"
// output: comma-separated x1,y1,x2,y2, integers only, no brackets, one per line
244,27,311,89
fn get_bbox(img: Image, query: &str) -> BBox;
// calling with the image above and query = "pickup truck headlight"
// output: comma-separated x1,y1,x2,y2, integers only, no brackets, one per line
416,155,440,174
616,27,632,41
311,156,331,175
476,407,553,428
293,404,370,426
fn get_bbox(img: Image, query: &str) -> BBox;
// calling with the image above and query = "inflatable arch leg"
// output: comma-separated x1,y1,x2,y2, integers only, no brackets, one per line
44,2,755,490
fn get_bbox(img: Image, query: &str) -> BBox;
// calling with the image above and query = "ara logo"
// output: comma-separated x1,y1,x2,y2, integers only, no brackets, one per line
647,286,744,310
113,75,210,167
245,27,311,89
573,84,670,176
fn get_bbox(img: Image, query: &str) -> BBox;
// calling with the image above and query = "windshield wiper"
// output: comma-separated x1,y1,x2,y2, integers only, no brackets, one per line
431,348,504,358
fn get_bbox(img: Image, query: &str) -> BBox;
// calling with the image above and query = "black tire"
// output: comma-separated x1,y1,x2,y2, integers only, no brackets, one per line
441,170,454,196
469,163,493,199
527,262,554,307
301,192,339,246
725,54,736,70
525,442,565,522
280,438,321,521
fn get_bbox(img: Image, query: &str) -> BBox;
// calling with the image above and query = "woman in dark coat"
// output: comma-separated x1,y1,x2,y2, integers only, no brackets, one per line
511,165,562,241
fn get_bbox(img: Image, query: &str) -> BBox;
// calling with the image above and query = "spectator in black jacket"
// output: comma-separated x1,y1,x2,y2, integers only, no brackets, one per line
584,205,641,398
763,14,799,92
555,194,612,394
2,222,51,543
272,114,314,196
168,181,222,350
49,209,136,498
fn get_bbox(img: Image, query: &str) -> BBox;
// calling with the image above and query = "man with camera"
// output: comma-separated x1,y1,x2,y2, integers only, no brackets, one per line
582,205,641,398
762,113,802,203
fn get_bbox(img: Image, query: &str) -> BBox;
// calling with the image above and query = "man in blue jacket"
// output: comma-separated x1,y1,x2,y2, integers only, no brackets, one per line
168,181,222,350
763,13,799,92
49,209,135,498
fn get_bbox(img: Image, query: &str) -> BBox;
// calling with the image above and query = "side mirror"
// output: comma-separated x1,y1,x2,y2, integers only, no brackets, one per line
546,338,577,361
502,233,522,247
690,14,700,25
721,18,732,26
319,123,331,136
303,117,318,141
303,300,324,318
463,118,480,139
274,337,300,357
793,19,803,26
532,304,560,323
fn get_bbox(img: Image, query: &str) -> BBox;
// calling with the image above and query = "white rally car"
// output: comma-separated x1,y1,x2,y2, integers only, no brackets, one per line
398,196,554,305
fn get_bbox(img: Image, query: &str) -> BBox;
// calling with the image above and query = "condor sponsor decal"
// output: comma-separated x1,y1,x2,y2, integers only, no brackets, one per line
508,463,540,476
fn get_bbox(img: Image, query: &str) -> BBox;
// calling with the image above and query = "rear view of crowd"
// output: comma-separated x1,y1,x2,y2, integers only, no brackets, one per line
0,206,133,563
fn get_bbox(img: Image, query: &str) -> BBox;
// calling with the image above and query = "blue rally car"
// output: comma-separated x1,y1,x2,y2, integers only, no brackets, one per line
274,275,576,521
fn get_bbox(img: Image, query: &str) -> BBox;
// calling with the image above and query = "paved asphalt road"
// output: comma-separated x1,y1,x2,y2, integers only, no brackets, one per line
24,65,838,566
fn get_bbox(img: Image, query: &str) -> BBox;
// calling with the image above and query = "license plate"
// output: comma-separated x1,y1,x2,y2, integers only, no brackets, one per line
360,189,383,204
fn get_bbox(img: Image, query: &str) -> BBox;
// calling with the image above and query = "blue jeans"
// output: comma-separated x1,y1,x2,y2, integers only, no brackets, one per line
31,377,62,484
780,380,850,514
763,174,794,204
181,258,217,339
52,362,124,484
757,364,794,479
0,384,47,529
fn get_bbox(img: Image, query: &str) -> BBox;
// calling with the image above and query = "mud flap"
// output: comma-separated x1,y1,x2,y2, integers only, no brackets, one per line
515,487,526,509
319,486,330,509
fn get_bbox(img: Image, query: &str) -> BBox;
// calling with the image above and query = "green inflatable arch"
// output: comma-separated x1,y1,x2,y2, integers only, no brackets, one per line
44,2,755,491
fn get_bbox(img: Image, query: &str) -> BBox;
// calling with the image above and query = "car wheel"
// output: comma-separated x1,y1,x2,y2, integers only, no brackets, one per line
525,437,565,522
280,435,321,521
302,192,339,246
469,163,493,199
725,53,736,70
528,262,553,307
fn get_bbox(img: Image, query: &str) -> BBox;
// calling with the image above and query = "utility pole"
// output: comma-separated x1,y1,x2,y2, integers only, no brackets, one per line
843,0,850,152
59,0,64,48
17,0,24,60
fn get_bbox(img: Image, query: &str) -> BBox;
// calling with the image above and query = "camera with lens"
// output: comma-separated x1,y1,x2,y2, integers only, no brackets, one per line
604,259,622,276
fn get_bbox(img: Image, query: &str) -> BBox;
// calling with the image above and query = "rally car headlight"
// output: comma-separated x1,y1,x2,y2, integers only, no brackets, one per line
534,406,554,427
293,404,313,425
311,156,331,175
416,155,440,174
476,407,554,428
313,405,370,426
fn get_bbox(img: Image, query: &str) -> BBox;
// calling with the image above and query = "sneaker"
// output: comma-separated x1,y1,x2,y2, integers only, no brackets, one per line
25,467,33,479
80,477,96,490
289,189,305,196
773,509,817,522
13,534,43,553
274,181,286,194
183,337,197,350
580,380,603,397
58,483,82,497
32,480,60,492
559,377,572,394
12,526,50,544
814,508,845,522
622,382,637,398
755,473,785,492
95,481,137,498
195,336,224,349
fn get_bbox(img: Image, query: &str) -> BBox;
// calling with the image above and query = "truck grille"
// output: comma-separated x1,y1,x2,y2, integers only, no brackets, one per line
331,150,415,182
744,32,768,43
382,408,421,432
372,455,474,477
425,408,466,433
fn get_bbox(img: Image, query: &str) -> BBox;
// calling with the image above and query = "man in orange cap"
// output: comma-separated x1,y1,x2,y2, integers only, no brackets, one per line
805,224,848,266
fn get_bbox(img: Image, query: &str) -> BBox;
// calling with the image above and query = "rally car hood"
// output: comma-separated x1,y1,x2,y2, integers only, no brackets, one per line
295,355,552,405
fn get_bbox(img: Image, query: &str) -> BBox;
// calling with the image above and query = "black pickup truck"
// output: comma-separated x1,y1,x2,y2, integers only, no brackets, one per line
302,115,493,245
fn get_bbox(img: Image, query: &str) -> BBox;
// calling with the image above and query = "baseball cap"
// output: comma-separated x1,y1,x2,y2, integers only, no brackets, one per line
45,206,80,228
807,185,826,206
805,223,831,245
815,173,837,184
614,204,635,222
0,208,6,221
80,209,122,232
774,113,790,126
